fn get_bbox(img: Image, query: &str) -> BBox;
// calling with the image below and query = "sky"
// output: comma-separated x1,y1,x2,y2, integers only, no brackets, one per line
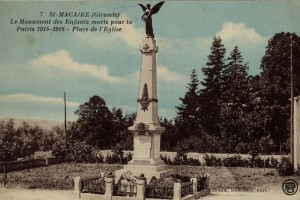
0,0,299,122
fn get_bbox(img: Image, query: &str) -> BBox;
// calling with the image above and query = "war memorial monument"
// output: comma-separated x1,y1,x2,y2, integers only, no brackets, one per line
115,1,175,182
73,2,210,200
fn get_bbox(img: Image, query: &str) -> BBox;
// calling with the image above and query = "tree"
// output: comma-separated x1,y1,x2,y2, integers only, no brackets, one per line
52,140,66,159
123,113,135,150
17,122,43,157
221,46,250,106
0,119,18,187
199,36,227,136
175,69,201,140
260,32,300,152
258,134,275,155
160,117,176,151
40,126,64,152
70,96,114,149
67,141,95,163
243,75,271,152
218,46,251,152
111,108,134,150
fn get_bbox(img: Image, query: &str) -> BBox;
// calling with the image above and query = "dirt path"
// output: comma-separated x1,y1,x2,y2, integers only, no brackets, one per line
0,188,77,200
203,191,300,200
1,187,299,200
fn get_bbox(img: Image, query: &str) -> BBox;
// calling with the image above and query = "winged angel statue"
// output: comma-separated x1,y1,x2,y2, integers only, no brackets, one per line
138,1,165,38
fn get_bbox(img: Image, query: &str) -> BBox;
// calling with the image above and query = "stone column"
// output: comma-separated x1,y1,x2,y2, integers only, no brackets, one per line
115,38,174,182
294,96,300,170
190,177,197,193
135,38,160,125
74,176,81,198
128,38,165,165
173,182,181,200
104,177,115,196
204,173,210,189
136,179,146,199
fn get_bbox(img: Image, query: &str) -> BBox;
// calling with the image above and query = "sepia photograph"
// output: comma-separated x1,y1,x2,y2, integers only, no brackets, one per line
0,0,300,199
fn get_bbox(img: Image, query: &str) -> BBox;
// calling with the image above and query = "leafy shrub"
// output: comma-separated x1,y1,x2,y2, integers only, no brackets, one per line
186,158,201,166
173,153,188,165
160,154,201,166
124,152,133,163
254,157,276,168
52,141,66,159
145,174,191,199
248,150,259,166
92,151,105,163
203,154,222,166
160,154,172,165
105,152,132,164
81,177,105,194
270,157,279,168
222,155,244,167
168,174,190,183
252,156,264,168
105,153,120,164
276,157,294,176
146,176,175,199
67,142,96,163
162,153,281,168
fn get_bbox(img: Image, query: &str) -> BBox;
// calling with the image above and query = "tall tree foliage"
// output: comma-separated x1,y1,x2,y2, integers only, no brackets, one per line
68,95,134,150
221,46,250,106
0,119,18,187
243,75,271,150
160,117,176,151
0,119,18,161
16,122,43,157
70,96,114,148
218,46,251,152
175,69,201,139
260,32,300,152
174,69,211,152
200,36,226,136
111,108,134,150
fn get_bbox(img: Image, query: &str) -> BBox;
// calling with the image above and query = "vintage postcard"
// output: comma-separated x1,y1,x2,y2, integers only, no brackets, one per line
0,0,299,200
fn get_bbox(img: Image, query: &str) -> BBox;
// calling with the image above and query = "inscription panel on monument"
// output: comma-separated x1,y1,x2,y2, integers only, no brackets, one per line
135,135,151,159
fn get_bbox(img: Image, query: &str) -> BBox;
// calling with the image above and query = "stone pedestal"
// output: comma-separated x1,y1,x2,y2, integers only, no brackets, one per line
104,177,115,196
74,176,81,198
136,179,146,198
115,38,174,182
294,96,300,170
173,183,181,200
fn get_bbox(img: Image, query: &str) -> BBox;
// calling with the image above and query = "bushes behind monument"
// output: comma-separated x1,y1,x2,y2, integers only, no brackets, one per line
159,153,293,171
52,141,133,164
52,143,292,174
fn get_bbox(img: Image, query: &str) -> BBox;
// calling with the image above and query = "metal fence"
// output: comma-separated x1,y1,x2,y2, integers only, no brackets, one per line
197,176,208,191
81,177,105,194
181,182,193,197
114,181,137,197
145,184,174,199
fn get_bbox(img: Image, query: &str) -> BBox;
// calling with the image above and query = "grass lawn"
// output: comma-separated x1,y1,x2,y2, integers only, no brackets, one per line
0,163,299,191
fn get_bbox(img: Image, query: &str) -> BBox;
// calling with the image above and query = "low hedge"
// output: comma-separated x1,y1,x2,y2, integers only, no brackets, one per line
160,153,280,168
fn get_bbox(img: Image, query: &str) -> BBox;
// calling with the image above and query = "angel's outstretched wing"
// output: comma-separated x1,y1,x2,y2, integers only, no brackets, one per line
151,1,165,15
138,4,147,12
